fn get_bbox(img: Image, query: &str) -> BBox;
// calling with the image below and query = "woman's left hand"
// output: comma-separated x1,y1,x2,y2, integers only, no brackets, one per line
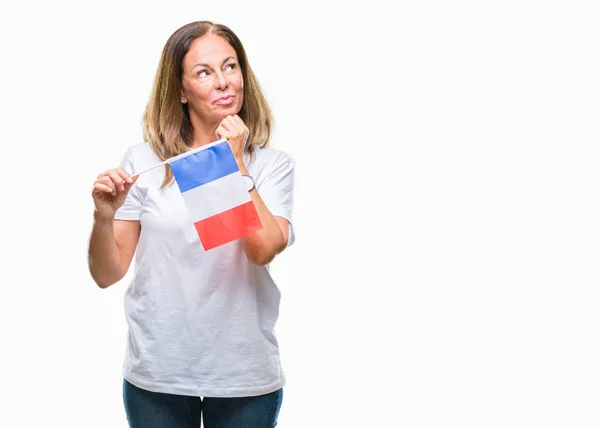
216,115,249,161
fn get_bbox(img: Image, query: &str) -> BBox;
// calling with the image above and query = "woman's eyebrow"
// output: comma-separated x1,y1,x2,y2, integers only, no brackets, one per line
192,56,235,70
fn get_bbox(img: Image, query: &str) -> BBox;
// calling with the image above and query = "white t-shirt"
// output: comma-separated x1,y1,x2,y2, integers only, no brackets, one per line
114,141,295,397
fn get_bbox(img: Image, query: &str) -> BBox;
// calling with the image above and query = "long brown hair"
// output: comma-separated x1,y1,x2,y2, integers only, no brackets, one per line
142,21,273,188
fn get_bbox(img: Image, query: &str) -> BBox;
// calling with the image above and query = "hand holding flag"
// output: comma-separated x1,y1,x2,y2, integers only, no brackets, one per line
92,168,139,219
94,132,261,250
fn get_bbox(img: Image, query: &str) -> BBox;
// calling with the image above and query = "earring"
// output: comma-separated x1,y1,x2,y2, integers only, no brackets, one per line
181,98,187,104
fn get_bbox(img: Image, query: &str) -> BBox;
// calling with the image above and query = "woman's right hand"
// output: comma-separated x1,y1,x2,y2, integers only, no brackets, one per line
92,168,138,219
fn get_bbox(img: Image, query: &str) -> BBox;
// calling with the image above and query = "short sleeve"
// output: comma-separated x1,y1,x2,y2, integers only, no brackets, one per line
114,147,143,221
259,155,296,247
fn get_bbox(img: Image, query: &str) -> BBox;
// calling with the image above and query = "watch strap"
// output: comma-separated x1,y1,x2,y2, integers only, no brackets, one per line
241,174,255,192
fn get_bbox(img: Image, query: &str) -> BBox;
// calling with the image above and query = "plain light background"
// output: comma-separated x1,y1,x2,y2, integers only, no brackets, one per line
0,0,598,427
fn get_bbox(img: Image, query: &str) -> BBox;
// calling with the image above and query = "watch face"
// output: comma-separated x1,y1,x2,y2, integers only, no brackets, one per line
243,175,254,190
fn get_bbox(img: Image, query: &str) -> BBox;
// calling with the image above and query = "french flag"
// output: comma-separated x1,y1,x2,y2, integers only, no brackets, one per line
170,140,262,250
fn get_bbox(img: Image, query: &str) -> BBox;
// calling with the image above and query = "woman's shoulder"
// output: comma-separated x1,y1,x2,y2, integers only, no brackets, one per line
121,142,160,169
251,145,295,168
127,141,155,158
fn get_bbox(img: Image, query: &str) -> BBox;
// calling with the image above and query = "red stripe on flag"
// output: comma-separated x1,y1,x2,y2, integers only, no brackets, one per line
194,201,262,250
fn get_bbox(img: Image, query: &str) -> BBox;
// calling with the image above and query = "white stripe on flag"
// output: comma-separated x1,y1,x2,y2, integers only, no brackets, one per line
181,171,251,221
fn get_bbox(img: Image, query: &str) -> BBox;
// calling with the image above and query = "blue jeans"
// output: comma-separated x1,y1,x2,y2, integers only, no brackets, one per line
123,379,283,428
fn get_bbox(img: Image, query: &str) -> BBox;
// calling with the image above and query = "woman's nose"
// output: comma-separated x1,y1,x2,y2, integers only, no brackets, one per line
214,73,228,90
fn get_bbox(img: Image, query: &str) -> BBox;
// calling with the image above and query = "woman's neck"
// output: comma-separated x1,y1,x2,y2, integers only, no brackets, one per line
187,114,221,149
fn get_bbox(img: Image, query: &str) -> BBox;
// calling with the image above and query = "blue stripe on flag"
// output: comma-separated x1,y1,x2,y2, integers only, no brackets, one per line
170,141,239,193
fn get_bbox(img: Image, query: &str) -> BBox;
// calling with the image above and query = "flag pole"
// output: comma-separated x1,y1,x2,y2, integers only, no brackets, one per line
130,137,228,178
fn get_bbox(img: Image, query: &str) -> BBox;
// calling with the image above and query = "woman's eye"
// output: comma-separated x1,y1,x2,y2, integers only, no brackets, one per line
225,63,237,71
198,70,208,78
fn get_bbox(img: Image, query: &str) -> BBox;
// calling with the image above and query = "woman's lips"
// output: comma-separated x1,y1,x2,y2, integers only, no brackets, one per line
214,95,235,105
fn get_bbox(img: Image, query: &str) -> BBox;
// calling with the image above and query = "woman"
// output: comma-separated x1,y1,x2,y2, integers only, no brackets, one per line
88,21,294,428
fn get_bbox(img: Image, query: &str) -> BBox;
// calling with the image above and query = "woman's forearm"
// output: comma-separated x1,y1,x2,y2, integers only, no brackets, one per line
88,214,127,288
237,164,286,265
241,188,286,265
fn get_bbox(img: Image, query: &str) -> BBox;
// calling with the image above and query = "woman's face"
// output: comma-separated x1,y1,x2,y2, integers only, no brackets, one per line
181,34,244,125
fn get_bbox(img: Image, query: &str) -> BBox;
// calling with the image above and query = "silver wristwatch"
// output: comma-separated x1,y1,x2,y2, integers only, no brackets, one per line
241,174,255,192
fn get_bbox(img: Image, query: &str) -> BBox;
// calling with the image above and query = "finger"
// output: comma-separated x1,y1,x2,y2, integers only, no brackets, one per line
92,182,114,196
99,176,116,196
115,168,135,184
99,176,115,190
123,174,139,191
106,170,126,192
219,116,235,132
236,116,249,135
97,169,113,179
225,116,246,137
233,115,246,130
227,116,245,134
216,125,229,140
236,121,250,142
92,182,113,198
97,168,132,184
239,121,250,143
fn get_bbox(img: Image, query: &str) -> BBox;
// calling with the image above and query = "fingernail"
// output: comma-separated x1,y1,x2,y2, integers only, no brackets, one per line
126,177,133,183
